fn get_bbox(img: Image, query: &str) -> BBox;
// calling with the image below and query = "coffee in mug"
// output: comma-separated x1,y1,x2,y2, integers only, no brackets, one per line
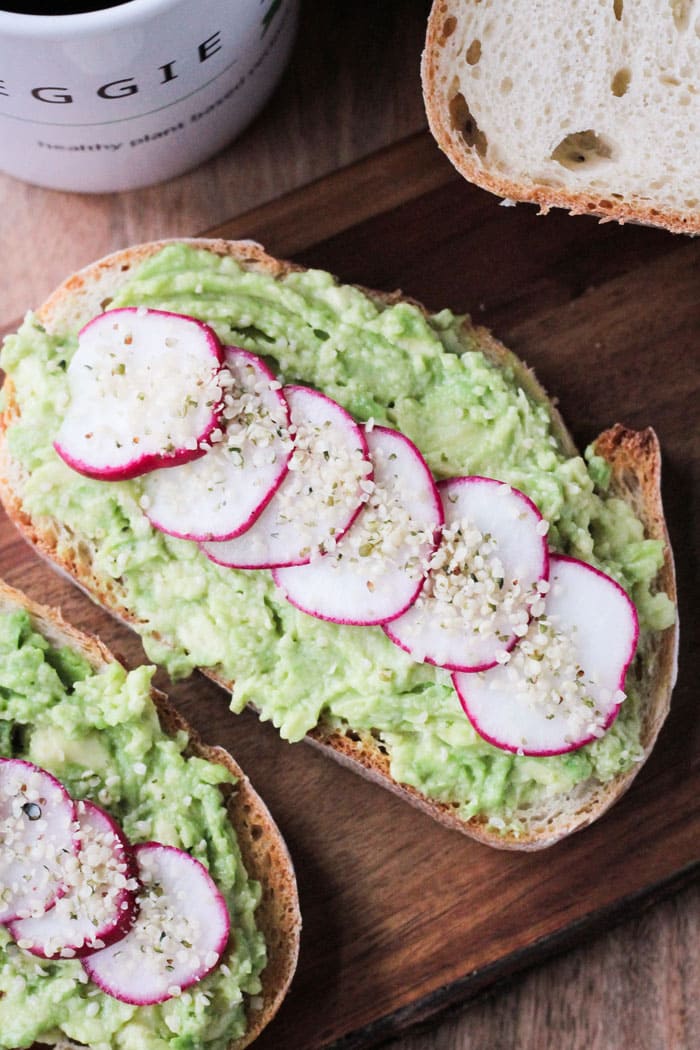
1,3,135,13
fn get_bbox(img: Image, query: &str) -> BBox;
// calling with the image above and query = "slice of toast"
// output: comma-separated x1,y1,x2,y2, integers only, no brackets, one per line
0,579,300,1050
0,239,678,850
422,0,700,234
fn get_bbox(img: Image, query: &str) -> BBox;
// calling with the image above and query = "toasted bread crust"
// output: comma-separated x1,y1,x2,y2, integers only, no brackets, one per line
0,239,678,850
421,0,700,235
0,580,300,1050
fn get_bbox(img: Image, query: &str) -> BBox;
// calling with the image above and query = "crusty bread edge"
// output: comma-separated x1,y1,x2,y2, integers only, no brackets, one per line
0,579,301,1050
232,425,677,851
421,0,700,236
0,238,678,851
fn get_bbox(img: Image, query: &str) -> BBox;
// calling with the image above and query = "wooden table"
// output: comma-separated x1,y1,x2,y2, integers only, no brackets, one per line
0,3,698,1049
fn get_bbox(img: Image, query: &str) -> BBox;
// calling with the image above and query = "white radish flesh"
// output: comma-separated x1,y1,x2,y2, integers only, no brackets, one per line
9,800,139,959
55,308,224,480
0,760,76,923
141,347,292,541
202,385,372,569
273,426,443,625
82,842,230,1005
385,477,550,672
453,554,639,756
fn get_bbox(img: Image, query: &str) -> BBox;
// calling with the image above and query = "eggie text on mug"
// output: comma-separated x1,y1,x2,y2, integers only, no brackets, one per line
0,0,298,192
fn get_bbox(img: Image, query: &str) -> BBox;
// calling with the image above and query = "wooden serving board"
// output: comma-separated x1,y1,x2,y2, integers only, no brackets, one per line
1,132,698,1049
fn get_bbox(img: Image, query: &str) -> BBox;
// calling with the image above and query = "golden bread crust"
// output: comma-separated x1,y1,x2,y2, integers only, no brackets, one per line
0,238,678,851
421,0,700,235
0,580,300,1050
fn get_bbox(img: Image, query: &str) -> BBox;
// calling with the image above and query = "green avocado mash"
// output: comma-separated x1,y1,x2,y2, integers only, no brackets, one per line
1,244,674,838
0,608,265,1050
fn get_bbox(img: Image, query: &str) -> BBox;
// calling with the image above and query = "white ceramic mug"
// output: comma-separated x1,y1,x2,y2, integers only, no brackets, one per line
0,0,298,192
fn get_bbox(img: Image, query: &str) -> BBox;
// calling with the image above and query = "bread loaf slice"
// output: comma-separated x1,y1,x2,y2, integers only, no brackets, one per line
0,239,678,850
0,579,300,1050
422,0,700,233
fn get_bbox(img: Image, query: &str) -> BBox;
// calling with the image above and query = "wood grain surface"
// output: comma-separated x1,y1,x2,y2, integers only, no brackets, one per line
0,1,431,322
0,4,698,1050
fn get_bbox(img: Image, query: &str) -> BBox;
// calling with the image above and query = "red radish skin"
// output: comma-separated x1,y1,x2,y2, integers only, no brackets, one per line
9,800,139,960
54,308,225,481
273,426,443,626
141,347,293,541
0,759,77,924
453,555,640,756
82,842,230,1005
385,477,550,673
201,385,372,570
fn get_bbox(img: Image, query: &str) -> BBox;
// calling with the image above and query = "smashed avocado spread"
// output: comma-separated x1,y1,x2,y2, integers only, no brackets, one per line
1,244,674,835
0,608,265,1050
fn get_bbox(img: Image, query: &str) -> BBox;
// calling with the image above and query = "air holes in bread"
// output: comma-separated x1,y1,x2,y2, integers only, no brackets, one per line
551,130,613,171
448,91,488,156
466,39,482,65
670,0,692,31
369,728,388,755
613,0,623,20
440,15,457,43
611,68,631,97
500,77,513,95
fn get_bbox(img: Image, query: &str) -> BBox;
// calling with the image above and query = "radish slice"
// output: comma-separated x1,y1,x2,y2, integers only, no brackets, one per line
9,800,139,959
453,555,639,756
202,385,372,569
141,348,293,541
0,759,76,923
384,477,549,672
55,308,224,481
83,843,230,1005
273,426,443,625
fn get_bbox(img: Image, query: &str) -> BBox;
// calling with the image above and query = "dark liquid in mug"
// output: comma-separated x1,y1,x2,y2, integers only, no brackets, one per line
1,2,135,12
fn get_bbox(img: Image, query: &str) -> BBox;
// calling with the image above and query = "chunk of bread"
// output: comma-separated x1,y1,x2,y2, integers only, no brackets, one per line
0,239,678,850
422,0,700,233
0,578,301,1050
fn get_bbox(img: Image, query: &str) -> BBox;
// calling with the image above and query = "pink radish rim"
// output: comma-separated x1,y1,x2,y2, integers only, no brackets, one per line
436,475,551,589
145,347,293,542
383,620,523,674
384,476,550,672
453,553,639,756
551,553,640,666
278,385,374,558
0,759,78,924
7,800,140,959
201,384,374,569
82,842,230,1005
54,308,226,481
272,425,444,625
65,802,140,959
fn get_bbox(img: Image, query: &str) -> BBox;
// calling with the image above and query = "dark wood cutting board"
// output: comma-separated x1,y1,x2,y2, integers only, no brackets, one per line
1,132,698,1050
